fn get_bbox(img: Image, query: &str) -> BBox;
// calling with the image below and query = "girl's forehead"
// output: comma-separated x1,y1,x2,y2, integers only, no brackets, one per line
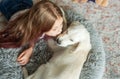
52,17,63,28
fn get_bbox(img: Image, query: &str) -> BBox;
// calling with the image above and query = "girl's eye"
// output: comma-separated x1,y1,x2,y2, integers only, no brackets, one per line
52,29,57,31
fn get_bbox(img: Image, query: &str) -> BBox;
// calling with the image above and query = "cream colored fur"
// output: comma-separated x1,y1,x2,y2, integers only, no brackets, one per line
26,21,91,79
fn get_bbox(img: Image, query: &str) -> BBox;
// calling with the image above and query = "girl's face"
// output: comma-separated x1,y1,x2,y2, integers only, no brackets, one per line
45,17,63,37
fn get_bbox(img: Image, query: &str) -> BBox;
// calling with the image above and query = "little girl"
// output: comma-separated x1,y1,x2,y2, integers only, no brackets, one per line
0,0,66,78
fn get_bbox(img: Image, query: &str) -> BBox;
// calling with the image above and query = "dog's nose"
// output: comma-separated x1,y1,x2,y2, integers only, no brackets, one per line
56,39,61,44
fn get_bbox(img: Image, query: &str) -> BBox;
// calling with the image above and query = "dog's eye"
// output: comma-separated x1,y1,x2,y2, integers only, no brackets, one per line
70,39,73,42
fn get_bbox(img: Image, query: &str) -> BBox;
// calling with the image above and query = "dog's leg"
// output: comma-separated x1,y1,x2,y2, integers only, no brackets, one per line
22,67,28,79
73,42,91,74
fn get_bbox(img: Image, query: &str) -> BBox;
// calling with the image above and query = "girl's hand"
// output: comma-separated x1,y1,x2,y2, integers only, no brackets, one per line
17,47,33,65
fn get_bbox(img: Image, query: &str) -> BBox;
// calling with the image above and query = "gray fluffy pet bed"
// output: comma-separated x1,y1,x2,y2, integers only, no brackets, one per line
64,9,105,79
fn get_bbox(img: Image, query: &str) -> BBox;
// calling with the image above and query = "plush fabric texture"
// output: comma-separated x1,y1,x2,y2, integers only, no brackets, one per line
0,47,23,79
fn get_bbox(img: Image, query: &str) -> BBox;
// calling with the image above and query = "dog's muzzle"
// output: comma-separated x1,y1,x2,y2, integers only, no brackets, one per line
56,38,61,44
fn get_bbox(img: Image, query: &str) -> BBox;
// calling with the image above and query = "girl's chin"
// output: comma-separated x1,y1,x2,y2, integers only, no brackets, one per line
46,34,57,37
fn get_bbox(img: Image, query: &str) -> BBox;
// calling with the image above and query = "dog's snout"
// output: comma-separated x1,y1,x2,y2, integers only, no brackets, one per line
56,39,61,44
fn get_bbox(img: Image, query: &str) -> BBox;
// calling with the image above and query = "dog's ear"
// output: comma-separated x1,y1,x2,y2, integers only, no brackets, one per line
70,43,80,53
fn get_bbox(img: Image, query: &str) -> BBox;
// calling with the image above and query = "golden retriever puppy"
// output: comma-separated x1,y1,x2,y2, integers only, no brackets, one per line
26,21,91,79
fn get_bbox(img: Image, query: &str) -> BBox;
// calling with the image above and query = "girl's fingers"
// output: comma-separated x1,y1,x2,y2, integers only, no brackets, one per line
18,60,26,65
17,52,25,59
17,58,23,62
17,58,28,65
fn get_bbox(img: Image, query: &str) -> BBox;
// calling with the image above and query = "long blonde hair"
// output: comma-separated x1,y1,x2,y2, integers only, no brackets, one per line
0,1,66,48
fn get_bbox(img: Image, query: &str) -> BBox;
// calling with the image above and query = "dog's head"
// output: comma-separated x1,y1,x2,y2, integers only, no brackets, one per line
56,21,90,47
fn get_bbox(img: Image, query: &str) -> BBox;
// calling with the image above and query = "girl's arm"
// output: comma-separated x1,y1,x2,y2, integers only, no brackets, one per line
17,43,34,65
